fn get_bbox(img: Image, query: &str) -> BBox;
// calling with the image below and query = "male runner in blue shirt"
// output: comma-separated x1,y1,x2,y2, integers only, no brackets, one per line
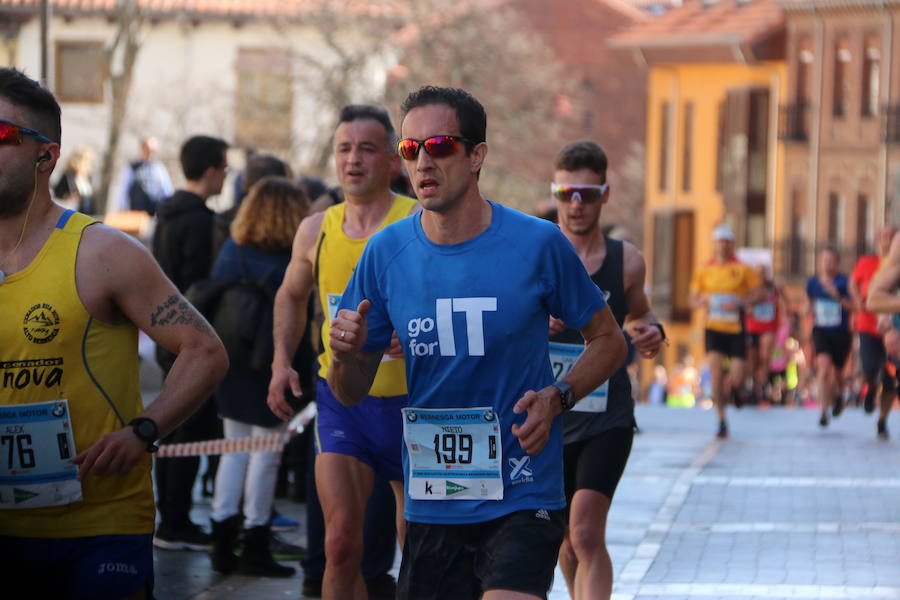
327,86,627,600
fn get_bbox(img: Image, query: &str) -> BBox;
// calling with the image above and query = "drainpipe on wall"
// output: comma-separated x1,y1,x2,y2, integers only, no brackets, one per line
809,6,825,271
879,0,894,224
766,66,780,252
40,0,51,85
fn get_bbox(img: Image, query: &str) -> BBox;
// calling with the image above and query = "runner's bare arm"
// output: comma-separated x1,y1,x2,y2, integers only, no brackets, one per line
848,272,864,310
268,213,323,421
326,300,384,406
867,231,900,314
512,306,626,455
621,242,664,359
73,225,229,479
690,289,707,309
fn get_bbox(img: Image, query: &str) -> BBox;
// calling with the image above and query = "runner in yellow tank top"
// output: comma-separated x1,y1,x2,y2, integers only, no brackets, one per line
267,105,417,599
690,223,762,439
0,68,228,598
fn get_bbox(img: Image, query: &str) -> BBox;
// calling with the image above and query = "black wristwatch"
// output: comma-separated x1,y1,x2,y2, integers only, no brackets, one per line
550,381,576,411
129,418,159,453
651,322,668,342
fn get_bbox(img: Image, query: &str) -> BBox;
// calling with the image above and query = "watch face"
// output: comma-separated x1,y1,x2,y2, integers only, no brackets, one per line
135,420,156,440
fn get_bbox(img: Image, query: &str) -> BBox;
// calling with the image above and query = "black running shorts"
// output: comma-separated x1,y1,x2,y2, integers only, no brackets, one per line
397,509,565,600
705,328,747,359
563,426,634,502
812,328,852,369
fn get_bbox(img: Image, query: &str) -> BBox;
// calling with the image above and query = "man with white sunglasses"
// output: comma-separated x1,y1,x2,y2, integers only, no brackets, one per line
549,140,665,600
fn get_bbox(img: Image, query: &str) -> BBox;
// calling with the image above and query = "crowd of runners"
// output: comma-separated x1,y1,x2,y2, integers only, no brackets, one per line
1,66,898,600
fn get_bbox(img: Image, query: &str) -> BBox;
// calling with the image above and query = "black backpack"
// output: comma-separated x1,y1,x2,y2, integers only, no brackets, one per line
128,161,157,216
186,252,276,378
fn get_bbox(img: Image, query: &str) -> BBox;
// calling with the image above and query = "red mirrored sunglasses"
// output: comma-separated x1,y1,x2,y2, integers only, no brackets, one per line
0,119,55,145
397,135,473,161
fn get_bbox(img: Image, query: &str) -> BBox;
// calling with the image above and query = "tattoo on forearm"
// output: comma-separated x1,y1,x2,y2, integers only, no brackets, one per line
150,295,214,337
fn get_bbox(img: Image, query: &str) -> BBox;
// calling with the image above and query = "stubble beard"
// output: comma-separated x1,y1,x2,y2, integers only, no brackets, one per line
0,169,35,220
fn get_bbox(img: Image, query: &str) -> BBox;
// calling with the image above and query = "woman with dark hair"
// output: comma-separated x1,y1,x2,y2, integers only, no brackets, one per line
207,176,311,577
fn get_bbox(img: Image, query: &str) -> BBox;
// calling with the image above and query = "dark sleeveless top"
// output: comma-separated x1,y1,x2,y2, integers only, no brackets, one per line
550,237,633,444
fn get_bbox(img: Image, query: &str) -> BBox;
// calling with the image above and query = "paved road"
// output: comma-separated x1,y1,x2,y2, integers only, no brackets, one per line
149,388,900,599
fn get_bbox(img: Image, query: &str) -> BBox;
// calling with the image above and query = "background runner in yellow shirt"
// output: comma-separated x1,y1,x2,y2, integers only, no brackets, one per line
691,224,762,438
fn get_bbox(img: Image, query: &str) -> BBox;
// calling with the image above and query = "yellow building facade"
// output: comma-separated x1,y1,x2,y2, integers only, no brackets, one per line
612,0,787,384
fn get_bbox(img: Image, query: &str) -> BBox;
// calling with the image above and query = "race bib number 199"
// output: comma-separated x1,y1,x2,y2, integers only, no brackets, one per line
0,399,82,509
403,407,503,501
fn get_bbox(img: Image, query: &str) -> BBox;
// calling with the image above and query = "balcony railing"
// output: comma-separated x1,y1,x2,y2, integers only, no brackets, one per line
884,105,900,144
779,103,809,142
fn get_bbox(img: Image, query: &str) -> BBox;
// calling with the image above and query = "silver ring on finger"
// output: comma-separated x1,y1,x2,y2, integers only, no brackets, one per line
340,329,346,340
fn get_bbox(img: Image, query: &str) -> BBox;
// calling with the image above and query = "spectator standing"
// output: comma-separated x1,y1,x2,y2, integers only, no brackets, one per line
52,144,96,214
112,136,174,215
151,135,230,551
207,177,309,577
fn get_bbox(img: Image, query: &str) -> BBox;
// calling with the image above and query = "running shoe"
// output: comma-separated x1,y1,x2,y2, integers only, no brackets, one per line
864,392,875,414
270,534,306,561
152,522,212,551
366,573,397,600
819,413,829,428
831,394,844,417
877,419,889,440
270,511,300,532
716,420,728,439
301,576,322,598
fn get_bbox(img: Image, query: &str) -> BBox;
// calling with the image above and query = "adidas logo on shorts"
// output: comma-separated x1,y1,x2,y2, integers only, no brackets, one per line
534,509,550,521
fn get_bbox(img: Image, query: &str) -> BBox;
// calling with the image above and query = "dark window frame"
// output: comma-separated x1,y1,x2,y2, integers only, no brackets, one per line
682,102,693,193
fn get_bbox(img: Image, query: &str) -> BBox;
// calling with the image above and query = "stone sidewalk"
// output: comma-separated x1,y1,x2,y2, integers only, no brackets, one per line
150,399,900,599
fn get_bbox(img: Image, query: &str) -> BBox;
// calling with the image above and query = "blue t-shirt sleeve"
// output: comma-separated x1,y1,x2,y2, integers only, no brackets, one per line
211,239,235,279
541,228,607,329
806,277,815,299
837,275,849,298
337,243,393,352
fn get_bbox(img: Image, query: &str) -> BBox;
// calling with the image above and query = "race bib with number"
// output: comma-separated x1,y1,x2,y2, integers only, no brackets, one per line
709,294,741,323
327,293,342,320
548,342,608,412
815,299,842,327
752,301,776,323
0,399,82,509
403,407,503,501
329,292,395,362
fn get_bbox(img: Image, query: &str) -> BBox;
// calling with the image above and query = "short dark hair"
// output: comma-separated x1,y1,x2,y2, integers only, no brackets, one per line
180,135,228,181
0,67,61,143
820,244,839,258
400,86,486,152
554,140,608,182
243,154,289,193
338,104,396,150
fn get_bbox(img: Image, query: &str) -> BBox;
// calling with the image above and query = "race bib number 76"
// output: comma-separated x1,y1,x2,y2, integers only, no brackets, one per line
0,399,82,509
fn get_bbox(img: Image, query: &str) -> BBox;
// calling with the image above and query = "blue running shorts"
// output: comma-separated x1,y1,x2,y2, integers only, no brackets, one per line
0,533,154,599
314,377,407,482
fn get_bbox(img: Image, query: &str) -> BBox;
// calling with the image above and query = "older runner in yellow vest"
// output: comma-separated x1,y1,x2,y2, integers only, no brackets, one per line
267,104,417,599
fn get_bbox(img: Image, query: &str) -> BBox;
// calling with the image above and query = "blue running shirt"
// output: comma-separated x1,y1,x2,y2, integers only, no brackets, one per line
806,274,850,332
339,201,607,524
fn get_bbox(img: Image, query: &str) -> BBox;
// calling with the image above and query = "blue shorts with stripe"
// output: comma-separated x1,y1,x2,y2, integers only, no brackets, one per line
315,377,407,482
0,533,153,599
